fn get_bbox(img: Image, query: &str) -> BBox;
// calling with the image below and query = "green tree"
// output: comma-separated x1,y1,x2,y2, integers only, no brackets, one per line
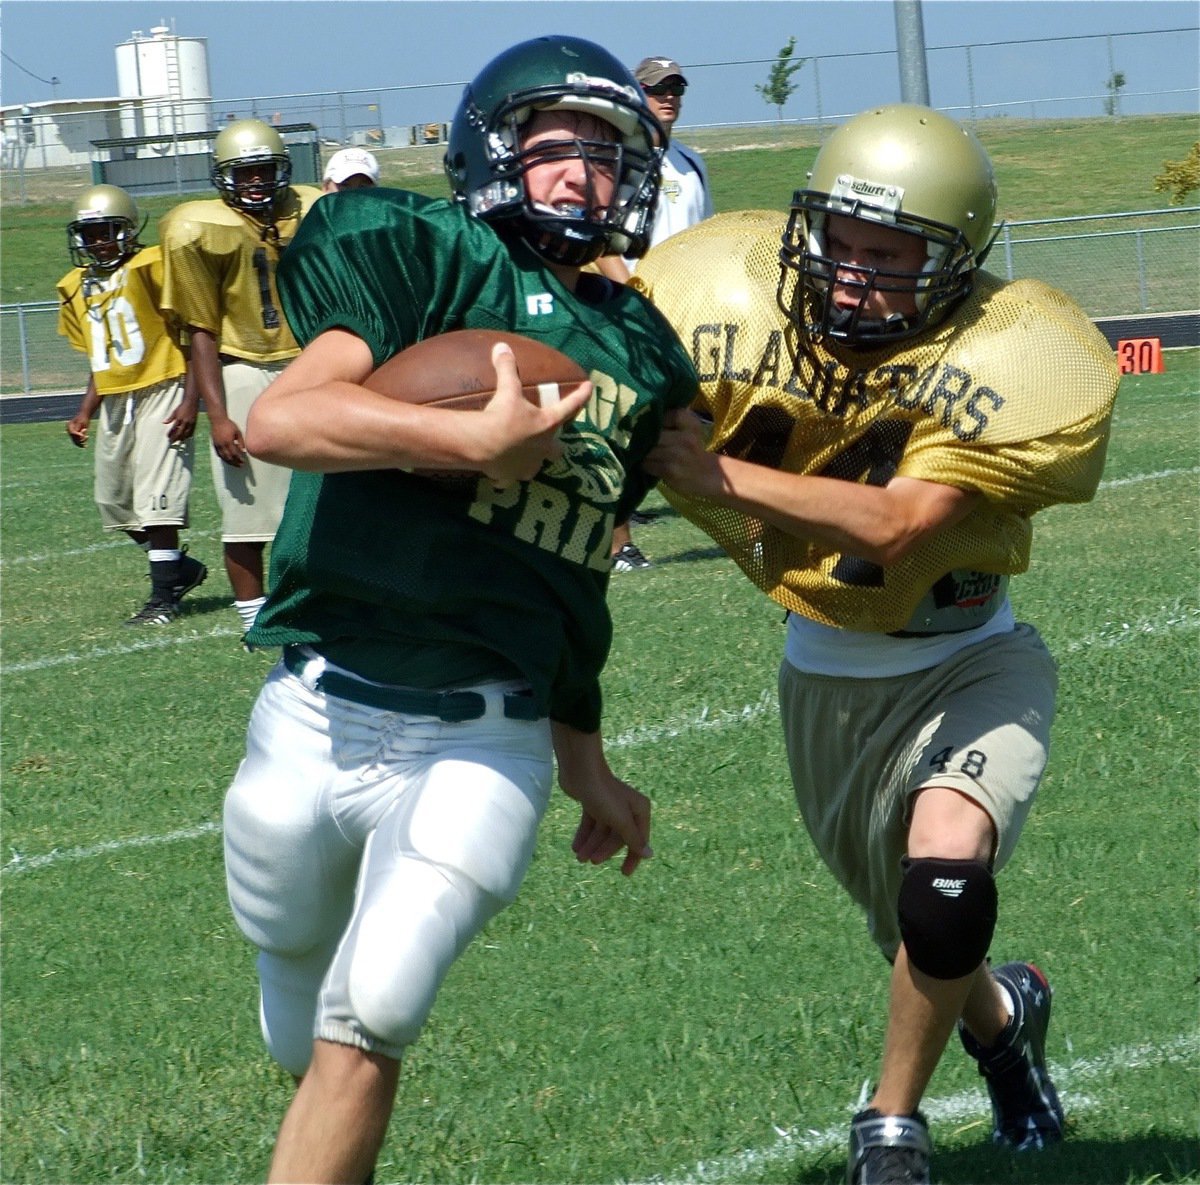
1153,141,1200,205
1103,70,1126,117
755,36,808,121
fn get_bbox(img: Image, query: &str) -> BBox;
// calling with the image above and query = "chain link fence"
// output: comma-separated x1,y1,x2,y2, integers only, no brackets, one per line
4,207,1195,399
3,26,1196,190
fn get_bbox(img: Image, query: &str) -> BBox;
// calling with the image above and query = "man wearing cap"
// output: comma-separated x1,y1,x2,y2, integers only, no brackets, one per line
322,147,381,193
600,55,713,572
631,57,712,263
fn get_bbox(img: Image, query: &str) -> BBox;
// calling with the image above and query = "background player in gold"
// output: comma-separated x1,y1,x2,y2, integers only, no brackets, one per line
159,120,321,635
635,104,1119,1184
58,184,208,626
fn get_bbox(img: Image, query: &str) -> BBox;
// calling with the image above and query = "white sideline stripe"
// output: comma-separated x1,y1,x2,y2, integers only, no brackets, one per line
5,538,133,564
1059,600,1199,653
657,1033,1199,1184
1098,465,1199,489
2,600,1196,874
2,623,244,674
3,528,221,567
608,690,778,750
4,822,221,875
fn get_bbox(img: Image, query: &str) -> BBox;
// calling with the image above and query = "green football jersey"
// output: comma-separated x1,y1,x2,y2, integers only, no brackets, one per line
247,188,698,731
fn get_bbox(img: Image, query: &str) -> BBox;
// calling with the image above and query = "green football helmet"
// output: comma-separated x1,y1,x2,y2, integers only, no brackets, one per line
779,104,999,347
67,184,143,272
211,119,292,216
444,35,663,267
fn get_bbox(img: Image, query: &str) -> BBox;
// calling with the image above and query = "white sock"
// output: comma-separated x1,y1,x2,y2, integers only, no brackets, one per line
234,596,267,631
147,548,182,564
998,983,1016,1023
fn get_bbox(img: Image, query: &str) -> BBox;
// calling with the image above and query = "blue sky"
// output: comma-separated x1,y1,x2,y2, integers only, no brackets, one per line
3,0,1197,128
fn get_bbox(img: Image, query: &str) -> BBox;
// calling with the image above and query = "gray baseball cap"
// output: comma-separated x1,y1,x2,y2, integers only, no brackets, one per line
633,57,688,86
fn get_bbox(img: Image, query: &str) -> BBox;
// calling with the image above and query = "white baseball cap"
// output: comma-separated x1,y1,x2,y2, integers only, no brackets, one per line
323,147,380,185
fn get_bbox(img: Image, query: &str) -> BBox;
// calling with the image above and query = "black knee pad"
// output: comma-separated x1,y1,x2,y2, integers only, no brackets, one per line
897,856,997,979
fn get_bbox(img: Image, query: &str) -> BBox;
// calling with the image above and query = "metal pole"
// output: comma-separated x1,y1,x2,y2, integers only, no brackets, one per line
17,305,32,395
1135,228,1148,311
894,0,931,106
965,45,977,125
813,56,824,137
1106,34,1121,119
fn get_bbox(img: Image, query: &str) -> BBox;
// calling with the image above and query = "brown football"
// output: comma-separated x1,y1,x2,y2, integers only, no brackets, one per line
363,328,588,411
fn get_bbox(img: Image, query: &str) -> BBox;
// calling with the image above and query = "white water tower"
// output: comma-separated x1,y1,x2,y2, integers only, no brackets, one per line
115,24,212,144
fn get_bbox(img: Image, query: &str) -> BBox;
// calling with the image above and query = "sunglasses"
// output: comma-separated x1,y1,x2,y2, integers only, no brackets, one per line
644,81,686,97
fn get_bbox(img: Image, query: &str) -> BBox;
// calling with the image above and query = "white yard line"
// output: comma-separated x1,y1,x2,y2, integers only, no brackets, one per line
3,822,221,875
2,528,221,567
1097,465,1199,489
2,622,244,674
1059,600,1200,653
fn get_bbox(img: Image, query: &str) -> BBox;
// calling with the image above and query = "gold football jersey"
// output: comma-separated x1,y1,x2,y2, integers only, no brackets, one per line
56,246,187,396
632,211,1120,633
158,186,321,362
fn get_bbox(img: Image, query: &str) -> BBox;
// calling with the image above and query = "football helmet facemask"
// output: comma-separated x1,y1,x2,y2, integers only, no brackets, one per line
779,104,999,348
67,184,144,272
444,35,663,267
211,119,292,217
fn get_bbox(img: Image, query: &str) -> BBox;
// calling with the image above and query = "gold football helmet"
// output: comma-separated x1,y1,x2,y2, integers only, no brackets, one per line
211,119,292,216
780,104,999,347
67,184,143,271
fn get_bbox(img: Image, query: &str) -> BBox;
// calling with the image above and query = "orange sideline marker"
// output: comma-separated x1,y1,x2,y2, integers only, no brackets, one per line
1116,337,1164,374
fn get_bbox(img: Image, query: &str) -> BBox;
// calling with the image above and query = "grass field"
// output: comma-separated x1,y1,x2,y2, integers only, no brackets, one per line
1,347,1197,1183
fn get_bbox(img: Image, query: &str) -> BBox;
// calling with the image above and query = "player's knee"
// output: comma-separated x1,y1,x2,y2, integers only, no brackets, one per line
258,947,331,1077
348,949,438,1051
897,856,997,979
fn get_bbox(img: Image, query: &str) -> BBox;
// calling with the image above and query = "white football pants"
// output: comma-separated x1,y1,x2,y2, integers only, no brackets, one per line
223,659,553,1076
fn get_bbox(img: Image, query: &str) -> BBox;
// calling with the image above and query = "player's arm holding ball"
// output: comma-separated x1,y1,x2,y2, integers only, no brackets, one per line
246,329,591,486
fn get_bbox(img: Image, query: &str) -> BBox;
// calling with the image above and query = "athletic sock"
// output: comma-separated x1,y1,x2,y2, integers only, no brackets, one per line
234,596,267,631
148,549,183,603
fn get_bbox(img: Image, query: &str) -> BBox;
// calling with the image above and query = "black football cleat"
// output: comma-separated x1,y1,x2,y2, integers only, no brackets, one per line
960,961,1065,1150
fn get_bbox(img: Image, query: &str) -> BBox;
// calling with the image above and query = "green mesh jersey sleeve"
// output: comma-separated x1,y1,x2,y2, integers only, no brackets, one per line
277,189,490,364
